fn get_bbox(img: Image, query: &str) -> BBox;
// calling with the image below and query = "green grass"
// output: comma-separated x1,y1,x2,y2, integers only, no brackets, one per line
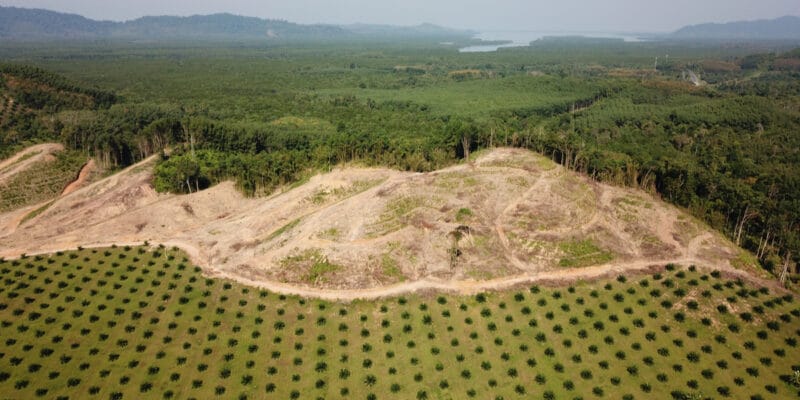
0,247,798,399
306,259,342,283
455,207,473,223
368,196,428,237
19,200,53,224
558,239,615,268
266,218,302,241
380,255,405,282
280,248,343,284
307,179,387,205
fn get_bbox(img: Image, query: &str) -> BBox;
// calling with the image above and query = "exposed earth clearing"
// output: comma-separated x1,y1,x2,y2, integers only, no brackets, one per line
0,147,758,298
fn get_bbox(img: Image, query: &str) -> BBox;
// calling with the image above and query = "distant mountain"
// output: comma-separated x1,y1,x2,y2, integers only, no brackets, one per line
672,16,800,40
0,7,347,40
0,7,113,38
0,6,471,41
114,14,347,40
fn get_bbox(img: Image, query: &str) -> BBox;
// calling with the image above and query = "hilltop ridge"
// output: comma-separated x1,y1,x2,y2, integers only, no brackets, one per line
0,147,758,296
0,6,471,41
672,15,800,40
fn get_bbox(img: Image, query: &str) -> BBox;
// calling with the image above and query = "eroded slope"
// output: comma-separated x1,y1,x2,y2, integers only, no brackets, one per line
0,148,752,291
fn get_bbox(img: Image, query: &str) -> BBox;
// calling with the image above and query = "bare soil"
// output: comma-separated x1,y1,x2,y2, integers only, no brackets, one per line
0,147,761,299
61,159,97,196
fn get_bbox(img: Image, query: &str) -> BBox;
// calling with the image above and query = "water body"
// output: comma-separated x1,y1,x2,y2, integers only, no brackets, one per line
459,30,646,52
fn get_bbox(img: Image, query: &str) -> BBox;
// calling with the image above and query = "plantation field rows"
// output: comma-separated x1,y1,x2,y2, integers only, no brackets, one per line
0,246,798,399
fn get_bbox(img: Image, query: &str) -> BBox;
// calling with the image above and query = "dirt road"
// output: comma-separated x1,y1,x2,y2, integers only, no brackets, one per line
5,239,783,301
61,159,96,196
0,143,64,184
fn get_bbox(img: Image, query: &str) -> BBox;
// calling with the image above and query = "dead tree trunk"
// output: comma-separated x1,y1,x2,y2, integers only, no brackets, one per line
734,205,758,246
779,251,792,285
757,230,771,259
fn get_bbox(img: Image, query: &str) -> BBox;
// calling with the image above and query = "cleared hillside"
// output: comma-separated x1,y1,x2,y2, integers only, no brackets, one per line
0,148,763,298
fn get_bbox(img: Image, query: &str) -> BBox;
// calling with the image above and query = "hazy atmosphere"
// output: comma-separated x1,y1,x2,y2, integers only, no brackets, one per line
2,0,799,31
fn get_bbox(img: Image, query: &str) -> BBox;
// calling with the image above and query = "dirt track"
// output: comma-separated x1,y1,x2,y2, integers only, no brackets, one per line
61,159,96,196
7,239,783,301
0,143,63,184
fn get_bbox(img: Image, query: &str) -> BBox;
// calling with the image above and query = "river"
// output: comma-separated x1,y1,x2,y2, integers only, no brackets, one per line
459,30,647,52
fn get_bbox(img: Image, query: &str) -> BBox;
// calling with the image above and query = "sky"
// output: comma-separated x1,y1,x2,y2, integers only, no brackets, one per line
2,0,799,32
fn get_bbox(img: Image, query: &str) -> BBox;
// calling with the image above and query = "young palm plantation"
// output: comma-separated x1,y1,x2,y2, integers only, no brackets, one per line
0,246,798,399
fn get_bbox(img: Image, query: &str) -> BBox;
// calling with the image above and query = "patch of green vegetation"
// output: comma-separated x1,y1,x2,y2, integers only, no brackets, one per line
339,178,382,197
307,188,330,205
380,254,405,282
484,151,556,172
434,172,482,190
285,173,312,191
506,176,529,187
306,259,341,283
641,235,663,246
281,248,342,283
617,196,645,207
463,177,479,186
317,227,341,241
465,267,494,280
386,196,425,219
368,196,427,236
19,200,53,223
1,248,797,399
309,178,387,205
455,207,473,223
267,218,302,241
732,250,765,277
558,239,614,267
616,196,654,215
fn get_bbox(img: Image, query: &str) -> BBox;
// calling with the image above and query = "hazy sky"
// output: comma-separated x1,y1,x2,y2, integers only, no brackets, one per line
2,0,798,32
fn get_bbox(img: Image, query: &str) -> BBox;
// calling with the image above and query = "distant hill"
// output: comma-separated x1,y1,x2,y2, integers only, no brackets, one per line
672,15,800,40
0,7,113,39
0,6,471,41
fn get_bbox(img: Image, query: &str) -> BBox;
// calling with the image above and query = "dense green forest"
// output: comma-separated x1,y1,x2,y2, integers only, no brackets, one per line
0,38,798,279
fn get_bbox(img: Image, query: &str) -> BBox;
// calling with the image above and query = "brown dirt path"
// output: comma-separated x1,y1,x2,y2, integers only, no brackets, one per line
0,143,64,184
5,240,784,301
61,159,96,196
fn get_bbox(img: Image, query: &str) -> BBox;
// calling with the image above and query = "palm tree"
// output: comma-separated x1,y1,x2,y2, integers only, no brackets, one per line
793,369,800,387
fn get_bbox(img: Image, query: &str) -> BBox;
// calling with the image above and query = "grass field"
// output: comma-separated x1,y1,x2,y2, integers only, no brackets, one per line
320,75,601,117
0,246,798,400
